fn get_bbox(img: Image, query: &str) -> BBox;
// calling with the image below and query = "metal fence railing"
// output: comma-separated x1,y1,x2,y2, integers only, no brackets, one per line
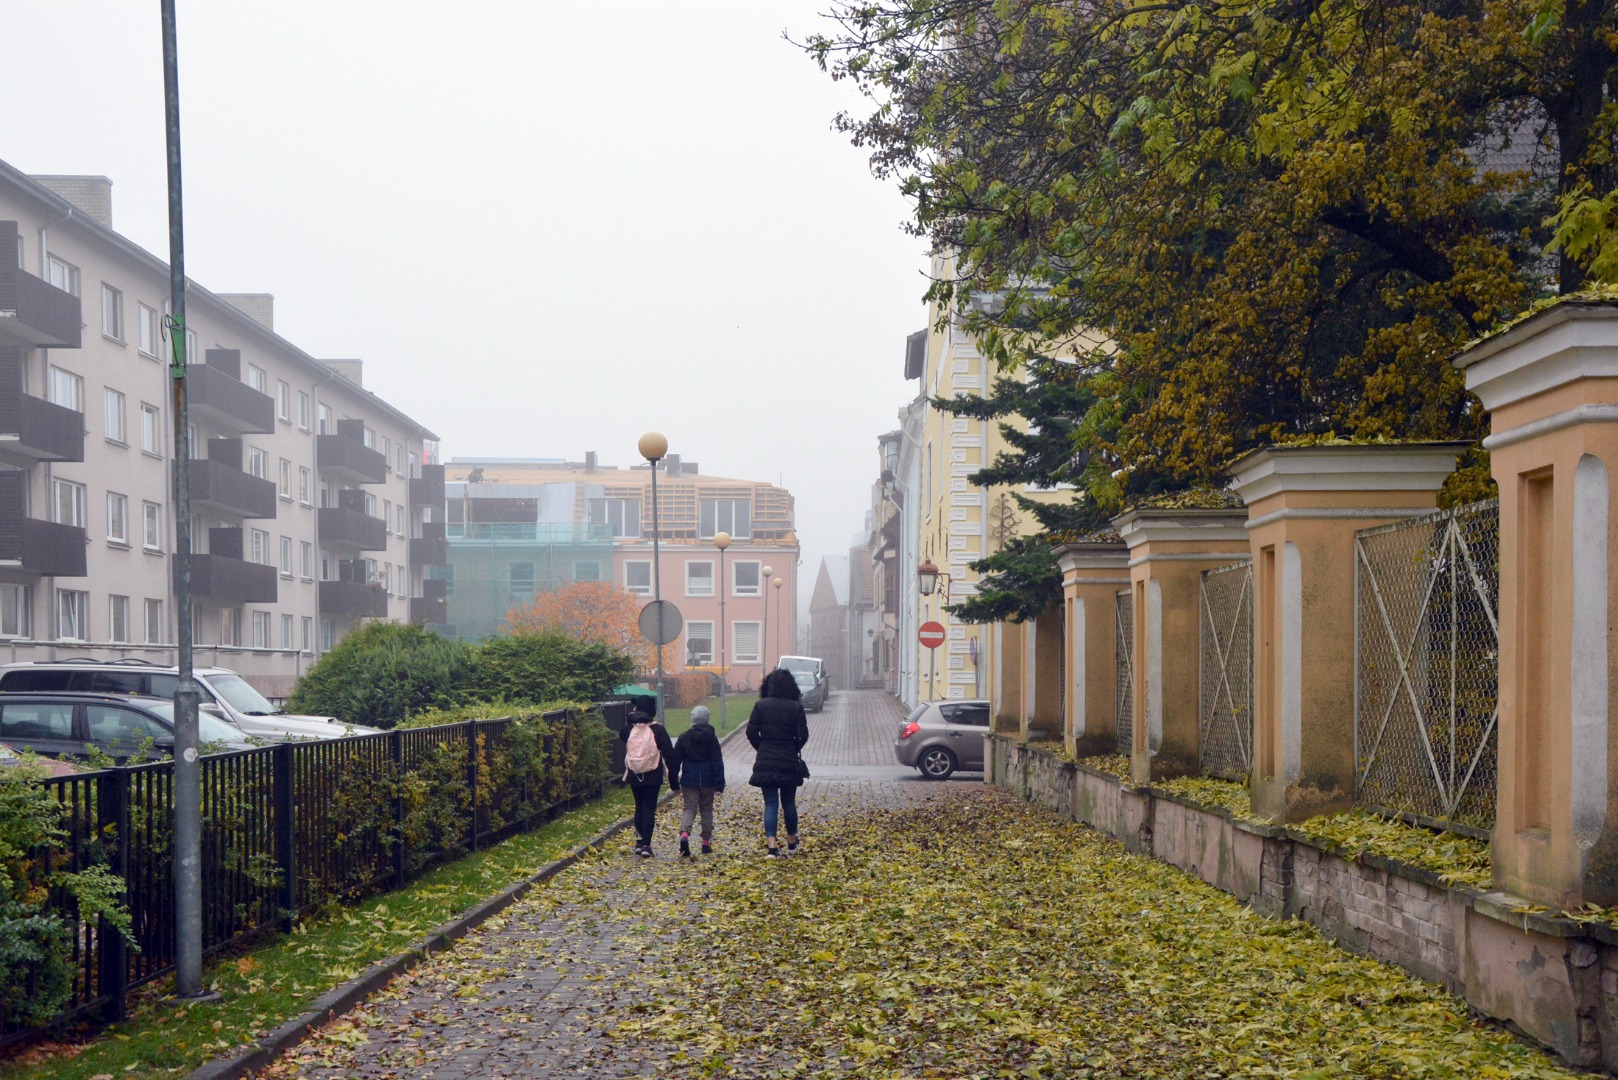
7,704,620,1048
1355,500,1500,832
1115,590,1134,756
1199,560,1254,780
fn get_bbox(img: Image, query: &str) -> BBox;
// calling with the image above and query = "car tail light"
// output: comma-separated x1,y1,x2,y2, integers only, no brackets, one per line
900,722,920,739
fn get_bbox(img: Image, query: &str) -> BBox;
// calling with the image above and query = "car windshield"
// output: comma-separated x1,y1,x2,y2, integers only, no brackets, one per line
144,702,247,744
207,673,281,716
780,658,817,674
792,672,815,687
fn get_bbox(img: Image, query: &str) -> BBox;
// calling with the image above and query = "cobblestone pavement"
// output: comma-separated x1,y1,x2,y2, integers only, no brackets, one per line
261,690,957,1078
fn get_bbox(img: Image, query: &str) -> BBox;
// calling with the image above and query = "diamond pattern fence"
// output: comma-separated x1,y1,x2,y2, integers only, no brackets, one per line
1199,560,1253,781
1355,499,1500,832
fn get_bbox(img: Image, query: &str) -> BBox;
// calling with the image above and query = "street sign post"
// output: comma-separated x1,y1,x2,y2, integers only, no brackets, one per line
919,621,946,649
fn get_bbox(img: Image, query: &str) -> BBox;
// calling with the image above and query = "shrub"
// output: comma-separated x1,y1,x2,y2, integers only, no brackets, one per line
468,633,633,706
287,621,475,729
662,671,712,709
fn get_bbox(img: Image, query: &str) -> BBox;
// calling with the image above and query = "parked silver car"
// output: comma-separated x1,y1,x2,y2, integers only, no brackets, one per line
893,699,991,780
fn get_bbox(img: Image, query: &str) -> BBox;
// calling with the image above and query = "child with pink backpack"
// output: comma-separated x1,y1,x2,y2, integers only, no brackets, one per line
620,695,679,857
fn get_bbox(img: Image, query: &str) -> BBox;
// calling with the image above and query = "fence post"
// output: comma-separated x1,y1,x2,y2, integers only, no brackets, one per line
1054,542,1131,757
272,742,296,932
97,769,130,1022
466,720,479,853
1230,444,1464,822
391,729,406,890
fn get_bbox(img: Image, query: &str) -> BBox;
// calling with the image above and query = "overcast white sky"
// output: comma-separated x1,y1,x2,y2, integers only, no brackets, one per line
7,2,928,617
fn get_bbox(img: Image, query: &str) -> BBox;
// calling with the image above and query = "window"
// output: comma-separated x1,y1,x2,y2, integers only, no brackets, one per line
56,589,88,640
46,255,78,296
381,563,392,595
298,467,312,505
48,367,83,412
733,561,761,596
301,616,313,653
396,445,407,476
321,619,334,652
252,611,271,649
185,326,197,366
362,491,377,517
279,535,293,577
574,561,602,583
106,492,128,544
278,458,292,499
297,391,311,430
300,541,313,580
396,563,407,598
508,562,535,599
686,561,714,597
699,498,750,539
138,304,160,357
281,613,294,650
101,284,123,340
361,426,375,449
625,561,652,596
686,621,714,665
940,702,991,727
140,403,162,454
0,584,28,638
246,364,268,394
223,608,242,647
381,436,392,469
396,505,406,537
53,479,86,528
733,621,762,664
108,595,129,642
247,447,267,479
249,529,270,565
317,403,333,434
144,599,164,644
103,388,126,443
277,381,291,422
587,497,641,538
143,502,162,550
382,499,392,532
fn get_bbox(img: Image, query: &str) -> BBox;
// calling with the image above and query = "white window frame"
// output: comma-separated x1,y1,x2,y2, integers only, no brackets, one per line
301,616,314,654
587,497,641,538
297,391,311,431
277,380,291,422
247,446,268,480
278,458,292,500
251,529,270,566
699,498,750,540
53,479,86,528
103,388,126,444
685,560,714,598
252,610,271,649
49,367,84,412
733,560,762,597
279,535,293,577
685,620,715,665
57,589,88,641
144,599,164,644
508,561,535,599
106,491,128,545
142,501,162,551
733,620,762,664
300,541,314,581
0,584,30,638
138,303,160,358
246,364,268,394
281,613,294,651
101,283,123,341
108,595,130,642
298,466,313,506
624,560,652,596
140,403,162,455
46,255,79,296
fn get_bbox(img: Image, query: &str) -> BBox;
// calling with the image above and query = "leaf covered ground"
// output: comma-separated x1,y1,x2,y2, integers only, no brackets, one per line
260,784,1580,1079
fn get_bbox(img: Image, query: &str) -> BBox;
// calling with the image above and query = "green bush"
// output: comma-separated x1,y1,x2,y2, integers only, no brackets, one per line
287,622,475,729
469,633,633,706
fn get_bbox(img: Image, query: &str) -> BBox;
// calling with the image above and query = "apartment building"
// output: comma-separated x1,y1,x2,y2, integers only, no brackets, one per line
0,162,444,697
442,454,799,688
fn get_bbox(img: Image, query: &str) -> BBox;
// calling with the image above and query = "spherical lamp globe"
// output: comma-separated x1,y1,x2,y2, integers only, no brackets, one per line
637,431,668,463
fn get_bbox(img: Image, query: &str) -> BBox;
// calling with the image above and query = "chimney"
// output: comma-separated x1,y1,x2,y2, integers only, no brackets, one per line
31,176,114,229
663,453,681,477
585,451,598,473
219,293,274,332
322,359,363,387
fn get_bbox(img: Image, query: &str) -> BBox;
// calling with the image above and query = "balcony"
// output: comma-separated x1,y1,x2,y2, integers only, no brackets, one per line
409,578,447,624
0,471,85,576
189,553,278,604
408,522,447,566
320,578,388,618
408,462,445,506
317,433,386,484
187,363,274,435
318,506,387,550
0,227,81,348
0,393,84,467
191,456,277,519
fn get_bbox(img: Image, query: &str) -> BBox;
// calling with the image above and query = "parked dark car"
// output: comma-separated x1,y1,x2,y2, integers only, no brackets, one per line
894,699,991,780
0,693,256,762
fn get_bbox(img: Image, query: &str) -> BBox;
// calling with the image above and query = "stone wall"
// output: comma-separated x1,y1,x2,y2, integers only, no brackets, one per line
989,734,1618,1071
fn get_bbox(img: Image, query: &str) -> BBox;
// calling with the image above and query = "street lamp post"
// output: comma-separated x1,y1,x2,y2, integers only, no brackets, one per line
714,531,730,729
638,432,668,719
917,558,949,702
761,563,773,675
773,576,784,662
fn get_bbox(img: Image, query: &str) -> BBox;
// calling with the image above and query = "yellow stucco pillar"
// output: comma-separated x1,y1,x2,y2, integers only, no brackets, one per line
1113,507,1251,785
993,619,1023,733
1230,444,1464,823
1055,541,1130,757
1454,299,1618,908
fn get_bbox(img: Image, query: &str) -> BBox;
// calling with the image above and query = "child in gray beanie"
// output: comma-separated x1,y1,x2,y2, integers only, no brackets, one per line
672,705,726,856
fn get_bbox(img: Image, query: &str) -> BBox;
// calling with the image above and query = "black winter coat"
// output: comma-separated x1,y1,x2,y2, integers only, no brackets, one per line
746,697,809,789
673,723,726,790
619,718,679,789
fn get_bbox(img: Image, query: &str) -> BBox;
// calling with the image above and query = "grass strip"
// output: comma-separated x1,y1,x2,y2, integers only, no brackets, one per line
1,785,634,1080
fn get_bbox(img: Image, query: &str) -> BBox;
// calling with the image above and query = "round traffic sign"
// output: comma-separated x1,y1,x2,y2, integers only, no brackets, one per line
637,599,684,645
919,620,946,650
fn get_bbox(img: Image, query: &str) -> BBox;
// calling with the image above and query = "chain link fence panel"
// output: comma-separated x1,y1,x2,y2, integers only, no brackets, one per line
1200,560,1253,780
1115,590,1134,757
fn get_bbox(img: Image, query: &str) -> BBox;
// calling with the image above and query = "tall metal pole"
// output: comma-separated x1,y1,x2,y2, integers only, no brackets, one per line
761,570,770,675
161,0,210,1004
649,458,664,720
715,533,728,730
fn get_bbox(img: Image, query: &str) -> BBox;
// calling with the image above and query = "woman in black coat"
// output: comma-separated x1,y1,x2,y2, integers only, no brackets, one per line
746,668,810,856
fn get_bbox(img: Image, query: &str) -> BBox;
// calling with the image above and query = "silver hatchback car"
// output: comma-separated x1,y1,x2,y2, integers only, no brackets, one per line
894,699,991,780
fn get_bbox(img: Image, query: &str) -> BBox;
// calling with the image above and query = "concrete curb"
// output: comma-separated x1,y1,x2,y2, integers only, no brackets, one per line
189,715,752,1080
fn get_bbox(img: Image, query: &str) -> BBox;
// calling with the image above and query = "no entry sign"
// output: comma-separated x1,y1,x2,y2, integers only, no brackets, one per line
918,621,946,650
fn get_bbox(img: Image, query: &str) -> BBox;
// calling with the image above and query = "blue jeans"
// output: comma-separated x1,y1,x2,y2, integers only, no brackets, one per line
761,785,798,839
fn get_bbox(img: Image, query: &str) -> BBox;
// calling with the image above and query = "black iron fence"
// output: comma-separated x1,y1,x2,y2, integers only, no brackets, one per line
4,704,620,1047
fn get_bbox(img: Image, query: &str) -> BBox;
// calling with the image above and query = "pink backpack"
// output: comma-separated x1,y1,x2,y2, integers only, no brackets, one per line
624,723,661,778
